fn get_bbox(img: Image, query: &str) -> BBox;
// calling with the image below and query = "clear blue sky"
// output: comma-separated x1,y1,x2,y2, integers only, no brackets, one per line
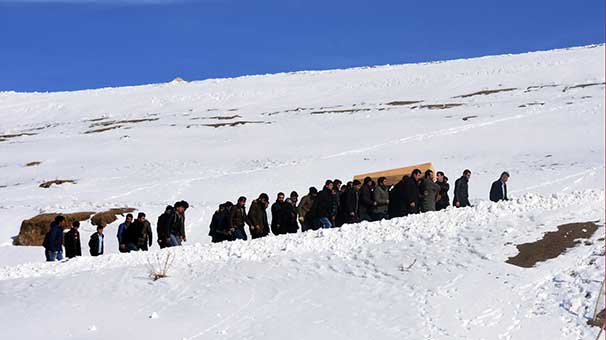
0,0,603,92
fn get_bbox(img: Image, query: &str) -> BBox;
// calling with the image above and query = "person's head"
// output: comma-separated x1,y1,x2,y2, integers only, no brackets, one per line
324,180,334,191
259,193,269,205
500,171,510,183
137,212,146,222
463,169,472,179
411,169,422,181
72,220,80,229
277,192,285,202
309,187,318,197
290,191,299,204
54,215,67,228
125,213,133,224
436,171,445,182
353,179,362,190
334,179,342,189
346,181,353,190
237,196,247,207
174,200,189,214
363,176,372,186
378,176,386,186
97,224,105,234
424,169,434,181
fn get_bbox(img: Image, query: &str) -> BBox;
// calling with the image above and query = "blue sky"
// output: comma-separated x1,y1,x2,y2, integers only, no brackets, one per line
0,0,603,92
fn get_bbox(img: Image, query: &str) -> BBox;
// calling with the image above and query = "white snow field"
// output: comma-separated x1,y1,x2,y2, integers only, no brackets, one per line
0,45,604,339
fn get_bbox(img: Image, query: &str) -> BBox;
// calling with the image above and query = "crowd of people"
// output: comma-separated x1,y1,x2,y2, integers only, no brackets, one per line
42,169,511,261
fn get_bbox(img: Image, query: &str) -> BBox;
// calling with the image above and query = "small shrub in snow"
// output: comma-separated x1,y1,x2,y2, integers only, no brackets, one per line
147,250,176,281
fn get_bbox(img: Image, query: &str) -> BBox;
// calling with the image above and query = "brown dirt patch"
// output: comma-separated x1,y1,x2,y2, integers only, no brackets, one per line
14,211,95,246
208,115,242,120
84,125,123,134
39,179,76,188
412,103,463,110
563,82,605,92
0,132,37,142
518,102,545,108
90,208,136,226
385,100,423,106
461,115,478,121
310,108,371,115
199,121,269,128
506,222,600,268
25,161,42,167
454,88,517,98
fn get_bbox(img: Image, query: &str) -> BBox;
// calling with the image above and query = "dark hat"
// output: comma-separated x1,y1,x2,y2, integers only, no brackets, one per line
309,187,318,194
259,193,269,201
353,179,361,186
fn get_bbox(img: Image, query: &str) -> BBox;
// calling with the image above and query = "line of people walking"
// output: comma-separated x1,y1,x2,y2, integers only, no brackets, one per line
42,170,510,260
207,169,510,243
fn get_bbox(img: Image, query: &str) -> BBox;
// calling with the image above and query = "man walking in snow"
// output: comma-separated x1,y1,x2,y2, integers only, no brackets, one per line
420,169,441,212
359,176,377,221
43,215,66,261
373,177,389,220
341,179,361,224
64,221,82,259
271,192,287,235
435,171,450,211
248,193,270,239
230,197,249,240
298,187,317,231
453,169,472,208
313,180,335,229
88,224,105,257
117,213,133,253
490,171,510,202
403,169,422,214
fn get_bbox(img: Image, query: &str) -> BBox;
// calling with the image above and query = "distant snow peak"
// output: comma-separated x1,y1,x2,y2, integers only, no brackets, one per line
169,77,187,84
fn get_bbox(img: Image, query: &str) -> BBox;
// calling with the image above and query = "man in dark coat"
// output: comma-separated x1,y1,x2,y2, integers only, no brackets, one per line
341,180,362,224
453,169,472,208
64,221,82,259
403,169,423,214
388,177,407,218
88,224,105,257
284,192,299,233
359,177,377,221
490,171,510,202
117,214,133,253
298,187,317,232
209,202,233,243
271,192,287,235
420,170,441,212
156,205,173,249
229,197,248,240
312,180,335,229
169,201,188,246
43,215,67,261
435,171,450,211
248,193,270,239
124,213,153,251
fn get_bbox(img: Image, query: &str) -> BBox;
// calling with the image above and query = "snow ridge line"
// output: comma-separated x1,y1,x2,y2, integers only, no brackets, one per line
0,190,602,281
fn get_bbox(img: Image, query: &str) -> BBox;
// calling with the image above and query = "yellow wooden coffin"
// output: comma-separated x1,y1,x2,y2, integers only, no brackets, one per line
353,162,434,186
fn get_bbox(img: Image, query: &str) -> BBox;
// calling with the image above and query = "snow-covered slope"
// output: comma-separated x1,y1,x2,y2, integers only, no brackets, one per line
0,45,604,339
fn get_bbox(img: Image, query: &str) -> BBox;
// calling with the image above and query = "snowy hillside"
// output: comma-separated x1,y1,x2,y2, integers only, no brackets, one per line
0,45,604,339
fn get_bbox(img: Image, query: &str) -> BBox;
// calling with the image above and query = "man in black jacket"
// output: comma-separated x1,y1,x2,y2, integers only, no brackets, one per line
453,169,472,208
341,180,362,224
271,192,287,235
88,224,105,257
490,172,510,202
388,177,407,218
403,169,422,214
359,177,377,221
312,180,335,229
64,221,82,259
435,171,450,211
124,213,153,251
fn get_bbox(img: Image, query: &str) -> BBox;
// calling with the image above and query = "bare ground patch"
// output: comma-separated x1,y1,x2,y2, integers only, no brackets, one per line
0,132,37,142
14,211,95,246
524,84,559,92
518,102,545,108
454,88,517,98
90,208,136,226
385,100,423,106
84,117,159,134
310,108,371,115
563,82,605,92
201,121,269,128
412,103,464,110
461,115,478,121
506,222,600,268
39,179,77,188
25,161,42,167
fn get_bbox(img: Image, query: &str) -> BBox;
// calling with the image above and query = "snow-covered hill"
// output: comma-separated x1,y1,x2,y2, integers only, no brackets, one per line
0,45,604,340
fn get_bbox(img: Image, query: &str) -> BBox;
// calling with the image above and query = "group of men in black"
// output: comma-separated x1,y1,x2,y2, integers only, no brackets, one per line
207,169,511,243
